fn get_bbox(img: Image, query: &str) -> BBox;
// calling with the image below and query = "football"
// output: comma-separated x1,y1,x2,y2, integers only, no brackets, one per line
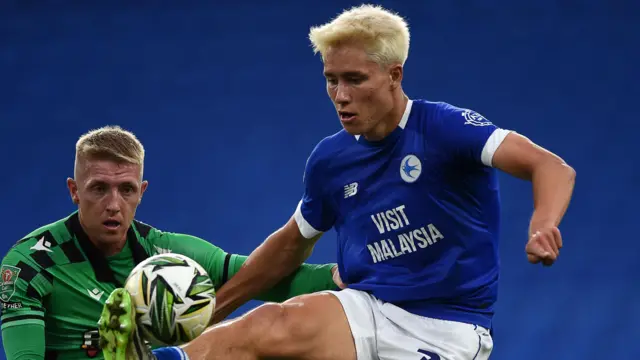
124,253,216,346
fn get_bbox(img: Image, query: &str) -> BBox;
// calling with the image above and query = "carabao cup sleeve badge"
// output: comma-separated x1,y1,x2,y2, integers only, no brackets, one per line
1,265,21,302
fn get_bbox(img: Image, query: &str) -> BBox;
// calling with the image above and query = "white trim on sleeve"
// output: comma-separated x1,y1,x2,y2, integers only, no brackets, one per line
481,129,512,167
294,200,322,239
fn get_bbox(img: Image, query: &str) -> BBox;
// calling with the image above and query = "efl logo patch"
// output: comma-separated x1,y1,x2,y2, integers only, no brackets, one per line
1,265,21,302
461,109,493,127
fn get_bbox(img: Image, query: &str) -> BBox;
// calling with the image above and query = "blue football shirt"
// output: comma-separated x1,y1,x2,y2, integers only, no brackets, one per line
294,99,511,329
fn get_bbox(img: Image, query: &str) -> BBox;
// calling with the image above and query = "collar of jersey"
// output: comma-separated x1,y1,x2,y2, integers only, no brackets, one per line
66,212,149,286
355,99,413,147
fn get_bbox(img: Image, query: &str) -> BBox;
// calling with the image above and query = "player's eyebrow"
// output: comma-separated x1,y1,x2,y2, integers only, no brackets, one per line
86,179,138,189
119,181,138,189
324,71,366,78
86,179,107,187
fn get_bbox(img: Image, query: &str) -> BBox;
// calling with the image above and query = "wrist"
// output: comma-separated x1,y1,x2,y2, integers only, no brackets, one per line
529,217,557,235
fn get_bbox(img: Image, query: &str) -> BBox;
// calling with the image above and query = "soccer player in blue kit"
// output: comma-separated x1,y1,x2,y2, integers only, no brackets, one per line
137,4,576,360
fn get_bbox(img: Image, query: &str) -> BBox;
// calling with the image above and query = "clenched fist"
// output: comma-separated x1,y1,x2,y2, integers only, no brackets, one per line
526,226,563,266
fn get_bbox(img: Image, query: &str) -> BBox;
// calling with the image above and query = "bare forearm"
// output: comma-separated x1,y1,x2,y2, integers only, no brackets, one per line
212,219,313,322
226,256,338,303
529,160,576,233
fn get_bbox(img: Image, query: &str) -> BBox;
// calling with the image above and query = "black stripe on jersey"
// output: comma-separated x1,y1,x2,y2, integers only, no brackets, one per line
26,284,41,300
31,305,45,313
133,220,152,238
131,220,152,266
59,240,85,264
15,261,38,282
30,251,55,270
221,253,231,285
1,314,45,324
41,269,53,283
129,227,149,267
68,213,120,286
63,215,75,240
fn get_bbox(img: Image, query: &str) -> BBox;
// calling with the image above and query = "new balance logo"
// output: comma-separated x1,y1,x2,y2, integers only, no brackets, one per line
30,236,53,253
344,182,358,198
87,288,104,301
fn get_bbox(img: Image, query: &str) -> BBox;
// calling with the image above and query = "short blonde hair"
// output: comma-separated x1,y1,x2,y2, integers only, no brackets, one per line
75,125,145,178
308,4,410,67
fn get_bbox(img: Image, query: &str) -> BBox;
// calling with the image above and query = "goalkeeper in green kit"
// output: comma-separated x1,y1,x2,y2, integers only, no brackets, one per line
0,126,343,360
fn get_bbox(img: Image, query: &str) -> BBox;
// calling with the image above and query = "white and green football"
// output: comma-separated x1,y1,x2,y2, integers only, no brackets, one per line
124,253,216,346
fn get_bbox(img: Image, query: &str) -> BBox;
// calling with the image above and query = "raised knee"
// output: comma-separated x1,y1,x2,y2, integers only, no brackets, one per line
241,302,287,334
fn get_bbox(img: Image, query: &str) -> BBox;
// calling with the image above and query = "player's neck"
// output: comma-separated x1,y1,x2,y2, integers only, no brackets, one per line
362,93,408,142
93,238,126,257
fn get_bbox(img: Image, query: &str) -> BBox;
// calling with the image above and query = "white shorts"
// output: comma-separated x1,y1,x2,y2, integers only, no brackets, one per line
325,288,493,360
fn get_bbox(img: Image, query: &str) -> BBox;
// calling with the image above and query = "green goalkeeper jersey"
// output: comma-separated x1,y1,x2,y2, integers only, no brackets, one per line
0,212,337,360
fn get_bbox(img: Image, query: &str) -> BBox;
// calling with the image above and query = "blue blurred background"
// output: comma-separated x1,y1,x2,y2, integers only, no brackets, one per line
1,1,638,359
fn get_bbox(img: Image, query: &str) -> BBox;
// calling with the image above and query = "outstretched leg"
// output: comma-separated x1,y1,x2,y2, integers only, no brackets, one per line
175,292,357,360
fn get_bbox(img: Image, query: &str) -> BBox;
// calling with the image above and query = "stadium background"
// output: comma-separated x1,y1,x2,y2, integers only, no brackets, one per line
1,1,638,359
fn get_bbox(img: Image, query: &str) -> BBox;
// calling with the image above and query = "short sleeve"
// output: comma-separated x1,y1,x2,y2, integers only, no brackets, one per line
293,143,336,239
437,104,511,167
1,247,50,330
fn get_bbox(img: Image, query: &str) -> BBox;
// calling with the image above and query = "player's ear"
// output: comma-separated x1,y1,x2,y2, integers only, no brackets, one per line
389,64,403,90
67,177,79,204
140,180,149,202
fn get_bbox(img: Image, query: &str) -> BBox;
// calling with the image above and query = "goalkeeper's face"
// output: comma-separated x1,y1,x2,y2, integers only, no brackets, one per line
68,157,148,253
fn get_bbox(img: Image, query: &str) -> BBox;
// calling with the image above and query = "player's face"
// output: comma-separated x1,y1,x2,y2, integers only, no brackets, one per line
67,158,148,253
323,43,400,139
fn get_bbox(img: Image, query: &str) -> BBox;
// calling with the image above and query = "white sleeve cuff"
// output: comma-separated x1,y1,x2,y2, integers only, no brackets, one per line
294,200,322,239
481,129,511,167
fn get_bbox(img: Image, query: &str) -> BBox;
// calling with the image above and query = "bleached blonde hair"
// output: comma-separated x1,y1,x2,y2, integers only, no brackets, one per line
308,4,410,67
74,125,145,178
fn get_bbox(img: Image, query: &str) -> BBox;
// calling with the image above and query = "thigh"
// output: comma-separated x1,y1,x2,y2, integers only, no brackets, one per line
274,291,359,360
182,292,360,360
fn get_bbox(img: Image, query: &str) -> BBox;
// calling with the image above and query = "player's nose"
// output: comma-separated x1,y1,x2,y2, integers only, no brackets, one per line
334,83,351,104
104,191,121,213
